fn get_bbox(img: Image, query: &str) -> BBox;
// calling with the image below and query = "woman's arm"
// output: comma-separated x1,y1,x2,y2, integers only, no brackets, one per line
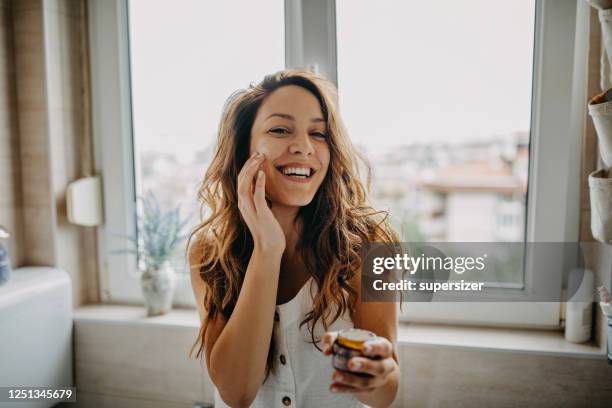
190,152,286,407
350,300,400,408
321,271,400,408
190,243,282,407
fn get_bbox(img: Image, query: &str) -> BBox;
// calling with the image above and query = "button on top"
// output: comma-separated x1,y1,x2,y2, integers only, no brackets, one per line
280,354,286,365
274,312,280,322
282,396,291,406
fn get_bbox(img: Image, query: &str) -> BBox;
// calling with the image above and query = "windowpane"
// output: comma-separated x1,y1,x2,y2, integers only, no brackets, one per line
336,0,536,286
127,0,285,273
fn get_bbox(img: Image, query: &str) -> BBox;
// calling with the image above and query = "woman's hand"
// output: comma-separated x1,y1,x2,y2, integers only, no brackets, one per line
237,151,286,253
322,331,397,394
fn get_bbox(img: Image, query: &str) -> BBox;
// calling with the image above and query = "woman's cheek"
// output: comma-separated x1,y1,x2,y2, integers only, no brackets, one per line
251,140,274,161
252,143,278,176
318,151,331,180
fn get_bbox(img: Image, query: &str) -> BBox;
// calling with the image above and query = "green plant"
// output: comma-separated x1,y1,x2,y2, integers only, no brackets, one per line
121,193,191,272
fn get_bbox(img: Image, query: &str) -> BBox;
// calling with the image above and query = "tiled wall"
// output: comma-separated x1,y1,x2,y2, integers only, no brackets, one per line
0,0,24,267
72,312,612,408
75,314,214,408
42,0,100,305
12,0,56,265
0,0,99,305
395,345,612,408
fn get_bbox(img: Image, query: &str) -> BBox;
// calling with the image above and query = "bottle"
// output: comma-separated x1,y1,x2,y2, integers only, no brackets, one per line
597,286,612,365
565,268,594,343
332,328,376,377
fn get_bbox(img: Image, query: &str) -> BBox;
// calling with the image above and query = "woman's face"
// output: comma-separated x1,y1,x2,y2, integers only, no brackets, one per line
249,85,330,208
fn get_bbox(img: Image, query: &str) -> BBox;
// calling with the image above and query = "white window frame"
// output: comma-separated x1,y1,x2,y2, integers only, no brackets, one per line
330,0,587,329
90,0,587,327
89,0,138,304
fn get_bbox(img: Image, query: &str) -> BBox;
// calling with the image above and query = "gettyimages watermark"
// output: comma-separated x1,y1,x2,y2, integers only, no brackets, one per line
360,242,602,302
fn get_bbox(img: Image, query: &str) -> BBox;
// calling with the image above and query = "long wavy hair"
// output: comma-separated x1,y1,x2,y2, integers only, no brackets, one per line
188,69,399,380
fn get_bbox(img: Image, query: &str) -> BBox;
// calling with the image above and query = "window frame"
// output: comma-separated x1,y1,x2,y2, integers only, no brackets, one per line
90,0,588,327
89,0,138,304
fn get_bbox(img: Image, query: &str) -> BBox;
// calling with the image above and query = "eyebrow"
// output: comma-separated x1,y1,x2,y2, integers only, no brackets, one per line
265,113,325,123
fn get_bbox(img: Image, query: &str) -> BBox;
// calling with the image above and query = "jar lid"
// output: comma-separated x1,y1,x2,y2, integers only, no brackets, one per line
0,225,9,239
336,328,376,351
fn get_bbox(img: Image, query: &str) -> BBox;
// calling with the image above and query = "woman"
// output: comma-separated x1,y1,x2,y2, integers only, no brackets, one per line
189,69,400,408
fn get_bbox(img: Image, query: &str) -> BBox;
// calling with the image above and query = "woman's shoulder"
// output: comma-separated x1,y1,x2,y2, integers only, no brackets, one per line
188,229,215,274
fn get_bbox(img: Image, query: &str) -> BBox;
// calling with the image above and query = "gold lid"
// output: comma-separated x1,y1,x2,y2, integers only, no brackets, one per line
336,328,375,351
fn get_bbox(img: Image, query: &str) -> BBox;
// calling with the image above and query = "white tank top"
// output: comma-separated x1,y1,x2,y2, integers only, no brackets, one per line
213,277,368,408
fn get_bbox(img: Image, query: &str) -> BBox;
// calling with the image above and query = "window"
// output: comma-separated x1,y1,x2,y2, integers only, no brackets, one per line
338,0,534,244
336,0,534,320
90,0,585,326
333,0,583,326
90,0,284,305
129,0,283,305
337,0,534,245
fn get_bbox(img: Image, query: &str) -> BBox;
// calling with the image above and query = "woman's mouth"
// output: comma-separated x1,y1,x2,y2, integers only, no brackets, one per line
275,165,316,183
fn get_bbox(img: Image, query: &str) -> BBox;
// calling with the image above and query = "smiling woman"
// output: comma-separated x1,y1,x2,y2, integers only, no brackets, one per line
188,69,401,408
250,85,330,207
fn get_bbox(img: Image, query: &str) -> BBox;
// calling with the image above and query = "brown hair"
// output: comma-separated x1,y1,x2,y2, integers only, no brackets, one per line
188,69,398,380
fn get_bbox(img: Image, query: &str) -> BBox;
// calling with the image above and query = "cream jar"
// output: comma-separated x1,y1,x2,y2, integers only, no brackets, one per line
331,328,376,377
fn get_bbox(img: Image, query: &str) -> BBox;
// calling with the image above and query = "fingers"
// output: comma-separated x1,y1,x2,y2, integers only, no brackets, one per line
326,335,396,394
330,383,371,394
346,356,396,378
321,331,339,355
362,337,393,359
237,152,264,220
253,169,267,214
331,370,380,393
237,152,263,193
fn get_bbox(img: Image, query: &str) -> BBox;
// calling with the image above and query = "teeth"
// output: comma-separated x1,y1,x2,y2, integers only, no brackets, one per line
281,167,311,177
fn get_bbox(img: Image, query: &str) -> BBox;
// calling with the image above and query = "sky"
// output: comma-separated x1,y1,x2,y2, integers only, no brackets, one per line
128,0,536,163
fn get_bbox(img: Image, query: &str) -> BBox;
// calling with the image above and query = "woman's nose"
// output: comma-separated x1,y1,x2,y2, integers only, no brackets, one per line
288,131,314,155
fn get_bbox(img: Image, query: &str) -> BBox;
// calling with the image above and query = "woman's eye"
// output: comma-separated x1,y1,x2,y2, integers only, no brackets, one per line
311,132,327,139
269,128,290,135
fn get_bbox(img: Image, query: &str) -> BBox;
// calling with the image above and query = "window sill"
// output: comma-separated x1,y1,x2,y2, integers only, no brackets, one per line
74,304,200,329
74,305,606,359
398,322,606,359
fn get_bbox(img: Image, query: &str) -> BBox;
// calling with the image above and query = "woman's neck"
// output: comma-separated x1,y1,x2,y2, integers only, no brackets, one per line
271,203,301,255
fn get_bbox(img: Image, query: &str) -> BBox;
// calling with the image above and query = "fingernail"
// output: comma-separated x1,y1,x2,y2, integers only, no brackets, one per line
331,387,338,393
350,361,361,370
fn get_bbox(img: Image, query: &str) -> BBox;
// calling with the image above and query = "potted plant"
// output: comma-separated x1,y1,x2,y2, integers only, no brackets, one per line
121,193,191,316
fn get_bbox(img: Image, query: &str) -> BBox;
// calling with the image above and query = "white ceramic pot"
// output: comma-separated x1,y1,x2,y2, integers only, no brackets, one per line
141,261,176,316
588,168,612,244
588,89,612,167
